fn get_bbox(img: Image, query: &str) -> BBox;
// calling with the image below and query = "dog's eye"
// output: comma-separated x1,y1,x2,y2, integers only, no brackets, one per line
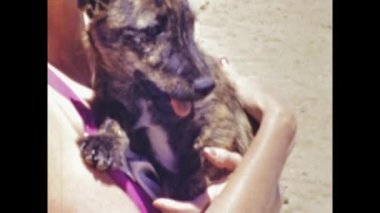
144,15,167,37
144,24,163,37
120,30,135,43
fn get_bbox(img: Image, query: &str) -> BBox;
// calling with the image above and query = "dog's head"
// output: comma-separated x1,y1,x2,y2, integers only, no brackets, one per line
80,0,215,117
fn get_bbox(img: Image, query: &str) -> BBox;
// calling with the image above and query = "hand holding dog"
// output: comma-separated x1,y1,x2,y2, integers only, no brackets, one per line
153,59,296,213
153,147,242,213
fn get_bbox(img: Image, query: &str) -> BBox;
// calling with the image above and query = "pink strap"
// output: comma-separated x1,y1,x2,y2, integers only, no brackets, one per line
47,67,97,134
48,65,157,213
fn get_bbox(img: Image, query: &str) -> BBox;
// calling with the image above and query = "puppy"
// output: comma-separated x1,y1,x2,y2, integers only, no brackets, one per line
78,0,255,200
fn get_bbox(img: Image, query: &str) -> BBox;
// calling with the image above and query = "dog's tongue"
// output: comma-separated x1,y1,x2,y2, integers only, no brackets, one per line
170,99,192,117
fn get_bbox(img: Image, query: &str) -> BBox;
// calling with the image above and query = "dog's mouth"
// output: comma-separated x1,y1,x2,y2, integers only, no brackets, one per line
170,99,192,117
135,71,194,118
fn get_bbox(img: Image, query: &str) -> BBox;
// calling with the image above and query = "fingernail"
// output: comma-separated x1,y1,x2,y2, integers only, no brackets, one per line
220,57,230,65
152,200,162,208
203,147,217,157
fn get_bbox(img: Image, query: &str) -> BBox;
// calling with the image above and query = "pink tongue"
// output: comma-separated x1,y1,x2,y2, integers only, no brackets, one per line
170,99,192,117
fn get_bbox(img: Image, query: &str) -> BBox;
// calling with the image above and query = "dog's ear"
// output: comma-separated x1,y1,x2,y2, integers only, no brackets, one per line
78,0,111,18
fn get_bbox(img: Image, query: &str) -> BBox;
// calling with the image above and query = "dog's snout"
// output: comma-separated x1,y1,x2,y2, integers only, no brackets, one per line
193,77,215,96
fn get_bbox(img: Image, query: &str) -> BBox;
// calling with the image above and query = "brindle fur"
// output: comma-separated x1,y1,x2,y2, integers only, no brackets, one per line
78,0,254,200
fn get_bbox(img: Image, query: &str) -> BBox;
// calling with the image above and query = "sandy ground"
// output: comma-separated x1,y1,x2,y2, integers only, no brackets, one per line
189,0,332,212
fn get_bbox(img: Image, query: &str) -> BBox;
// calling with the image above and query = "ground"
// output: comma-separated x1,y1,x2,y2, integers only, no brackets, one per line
190,0,332,212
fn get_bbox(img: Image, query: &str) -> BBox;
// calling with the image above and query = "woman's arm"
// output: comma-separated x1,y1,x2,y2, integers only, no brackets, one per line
205,61,297,213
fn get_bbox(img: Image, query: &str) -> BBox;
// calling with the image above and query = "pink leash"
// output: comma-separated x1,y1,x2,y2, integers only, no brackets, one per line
48,66,158,213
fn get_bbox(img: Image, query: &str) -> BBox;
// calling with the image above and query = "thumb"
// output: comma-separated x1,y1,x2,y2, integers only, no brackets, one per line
201,147,242,171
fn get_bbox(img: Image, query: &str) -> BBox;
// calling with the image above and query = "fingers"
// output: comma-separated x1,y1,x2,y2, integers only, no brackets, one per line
201,147,242,171
153,184,218,213
218,57,271,121
153,198,204,213
153,147,239,213
219,57,230,67
219,57,241,87
153,179,230,213
204,177,228,202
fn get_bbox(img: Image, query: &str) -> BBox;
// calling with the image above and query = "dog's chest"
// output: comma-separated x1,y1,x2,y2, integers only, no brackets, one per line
133,99,178,173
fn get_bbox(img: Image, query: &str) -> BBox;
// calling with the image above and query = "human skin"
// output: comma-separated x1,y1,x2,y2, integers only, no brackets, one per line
48,0,92,87
48,0,297,212
208,61,297,213
206,66,297,213
48,0,141,212
48,66,141,213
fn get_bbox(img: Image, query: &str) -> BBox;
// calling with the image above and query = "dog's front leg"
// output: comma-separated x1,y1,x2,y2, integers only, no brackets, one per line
78,117,129,171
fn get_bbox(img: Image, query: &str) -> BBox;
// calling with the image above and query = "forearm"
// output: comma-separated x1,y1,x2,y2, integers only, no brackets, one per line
206,106,296,213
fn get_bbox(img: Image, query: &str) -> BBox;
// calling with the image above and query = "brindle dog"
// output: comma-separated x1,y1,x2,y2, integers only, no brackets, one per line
78,0,255,200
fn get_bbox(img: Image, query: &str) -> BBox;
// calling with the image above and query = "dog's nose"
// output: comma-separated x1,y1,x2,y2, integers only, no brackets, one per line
193,77,216,96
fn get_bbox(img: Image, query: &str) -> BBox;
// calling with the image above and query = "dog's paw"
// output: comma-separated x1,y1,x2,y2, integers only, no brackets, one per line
79,134,122,171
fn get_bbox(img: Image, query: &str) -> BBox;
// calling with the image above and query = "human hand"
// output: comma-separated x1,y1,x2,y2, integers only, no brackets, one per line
153,147,242,213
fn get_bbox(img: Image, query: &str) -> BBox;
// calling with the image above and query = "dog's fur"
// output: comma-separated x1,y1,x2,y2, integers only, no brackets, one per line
78,0,255,200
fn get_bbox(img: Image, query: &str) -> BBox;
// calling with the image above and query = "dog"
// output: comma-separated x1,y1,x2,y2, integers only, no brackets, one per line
78,0,255,200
